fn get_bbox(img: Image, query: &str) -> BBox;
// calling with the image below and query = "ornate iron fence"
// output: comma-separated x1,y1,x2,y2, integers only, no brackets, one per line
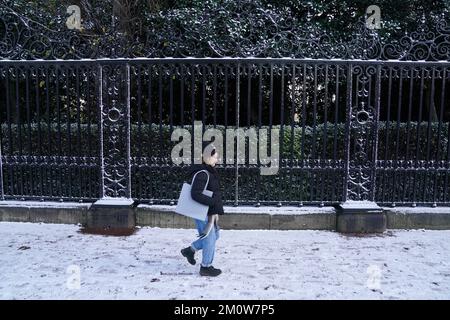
0,2,449,207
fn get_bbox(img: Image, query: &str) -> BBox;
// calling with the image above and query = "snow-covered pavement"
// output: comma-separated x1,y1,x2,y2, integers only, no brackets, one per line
0,222,449,300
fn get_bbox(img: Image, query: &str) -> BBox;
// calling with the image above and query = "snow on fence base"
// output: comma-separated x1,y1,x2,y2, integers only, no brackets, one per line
87,199,136,231
1,201,450,231
336,201,386,233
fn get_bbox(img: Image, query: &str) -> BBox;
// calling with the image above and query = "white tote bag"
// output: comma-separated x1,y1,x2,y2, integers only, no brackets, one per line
175,170,213,220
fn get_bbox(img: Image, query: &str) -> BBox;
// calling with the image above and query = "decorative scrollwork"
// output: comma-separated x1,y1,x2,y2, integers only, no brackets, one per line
382,13,450,61
101,64,131,198
1,1,448,60
347,167,372,201
346,65,380,201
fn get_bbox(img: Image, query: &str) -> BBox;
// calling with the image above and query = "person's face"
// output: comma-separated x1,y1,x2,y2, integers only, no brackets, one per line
205,152,219,166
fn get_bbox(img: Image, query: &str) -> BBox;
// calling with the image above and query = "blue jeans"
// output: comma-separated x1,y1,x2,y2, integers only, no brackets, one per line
190,217,220,267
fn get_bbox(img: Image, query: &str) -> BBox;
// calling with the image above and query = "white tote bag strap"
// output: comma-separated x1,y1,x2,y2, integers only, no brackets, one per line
191,169,210,191
197,214,218,240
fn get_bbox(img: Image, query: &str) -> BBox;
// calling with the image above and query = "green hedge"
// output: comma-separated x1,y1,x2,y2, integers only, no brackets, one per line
1,121,449,161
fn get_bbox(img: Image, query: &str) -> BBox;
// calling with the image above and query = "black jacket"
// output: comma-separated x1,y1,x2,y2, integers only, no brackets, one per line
189,164,224,216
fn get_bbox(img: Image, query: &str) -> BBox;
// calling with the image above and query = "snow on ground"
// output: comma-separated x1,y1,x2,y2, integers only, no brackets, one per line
0,222,449,300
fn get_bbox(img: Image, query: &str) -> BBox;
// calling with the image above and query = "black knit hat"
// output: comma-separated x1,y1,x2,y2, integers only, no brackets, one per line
202,141,216,157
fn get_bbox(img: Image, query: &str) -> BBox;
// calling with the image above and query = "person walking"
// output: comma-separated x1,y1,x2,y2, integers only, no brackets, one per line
180,144,224,277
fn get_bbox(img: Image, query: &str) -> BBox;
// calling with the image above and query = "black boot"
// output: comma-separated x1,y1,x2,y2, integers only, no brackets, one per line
200,265,222,277
181,247,196,265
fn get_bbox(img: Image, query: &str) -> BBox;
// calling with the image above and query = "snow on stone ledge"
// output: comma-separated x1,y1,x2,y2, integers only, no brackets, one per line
0,200,92,209
1,200,449,216
383,207,450,214
93,198,135,206
339,200,382,209
137,204,336,215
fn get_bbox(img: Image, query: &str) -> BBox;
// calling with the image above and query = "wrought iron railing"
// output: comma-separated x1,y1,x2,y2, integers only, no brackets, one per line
1,58,449,206
0,2,449,207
